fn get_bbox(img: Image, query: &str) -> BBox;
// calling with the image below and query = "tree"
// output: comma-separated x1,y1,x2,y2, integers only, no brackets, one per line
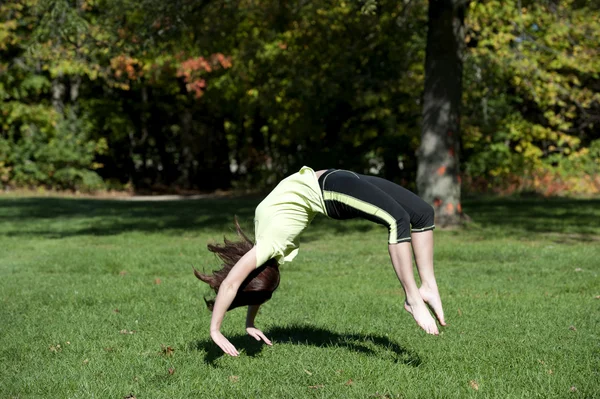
461,0,600,196
417,0,467,225
4,0,596,195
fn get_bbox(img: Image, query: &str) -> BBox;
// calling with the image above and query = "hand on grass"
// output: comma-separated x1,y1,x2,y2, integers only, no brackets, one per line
210,330,239,357
246,327,272,346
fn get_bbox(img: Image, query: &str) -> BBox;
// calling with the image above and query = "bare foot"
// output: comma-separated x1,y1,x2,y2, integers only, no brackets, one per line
419,285,447,326
404,300,439,335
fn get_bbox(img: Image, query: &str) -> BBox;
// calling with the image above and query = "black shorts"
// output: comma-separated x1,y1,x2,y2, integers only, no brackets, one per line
317,169,435,243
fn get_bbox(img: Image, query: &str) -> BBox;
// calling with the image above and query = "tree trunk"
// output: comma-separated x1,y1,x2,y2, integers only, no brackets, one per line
51,73,66,114
179,108,194,188
210,117,233,190
69,75,81,103
417,0,466,226
139,86,150,186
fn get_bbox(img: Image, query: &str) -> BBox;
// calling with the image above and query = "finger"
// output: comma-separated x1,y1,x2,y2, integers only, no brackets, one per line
220,341,239,356
257,332,272,345
250,332,261,341
219,343,234,356
226,344,239,356
228,343,239,356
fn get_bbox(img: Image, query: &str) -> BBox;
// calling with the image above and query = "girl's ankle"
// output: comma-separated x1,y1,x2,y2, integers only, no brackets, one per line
420,281,438,292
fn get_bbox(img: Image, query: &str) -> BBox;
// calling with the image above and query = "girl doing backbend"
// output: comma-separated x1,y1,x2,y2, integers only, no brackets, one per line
195,166,447,356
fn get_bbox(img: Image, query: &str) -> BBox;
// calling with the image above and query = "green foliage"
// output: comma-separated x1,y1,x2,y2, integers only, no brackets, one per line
205,0,427,181
0,107,106,191
462,0,600,195
0,0,107,191
1,0,598,194
361,0,378,16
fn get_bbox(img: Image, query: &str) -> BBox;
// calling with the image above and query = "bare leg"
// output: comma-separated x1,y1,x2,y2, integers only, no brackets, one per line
411,230,446,326
388,242,439,335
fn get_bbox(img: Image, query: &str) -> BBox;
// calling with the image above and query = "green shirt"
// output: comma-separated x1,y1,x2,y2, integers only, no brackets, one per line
254,166,326,267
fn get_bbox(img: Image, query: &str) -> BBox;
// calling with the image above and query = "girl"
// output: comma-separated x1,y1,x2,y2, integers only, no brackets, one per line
195,166,446,356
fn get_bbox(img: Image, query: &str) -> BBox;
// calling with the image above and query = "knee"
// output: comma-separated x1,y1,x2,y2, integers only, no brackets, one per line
414,202,435,228
423,202,435,222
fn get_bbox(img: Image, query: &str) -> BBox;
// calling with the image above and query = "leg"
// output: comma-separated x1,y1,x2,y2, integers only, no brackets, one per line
358,174,436,231
358,174,445,325
389,242,439,335
321,171,439,335
411,230,446,325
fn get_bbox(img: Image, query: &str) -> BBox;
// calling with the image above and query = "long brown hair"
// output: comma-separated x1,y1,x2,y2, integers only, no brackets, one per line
194,217,280,311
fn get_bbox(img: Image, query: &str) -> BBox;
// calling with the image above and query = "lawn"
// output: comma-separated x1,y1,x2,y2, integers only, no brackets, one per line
1,195,599,398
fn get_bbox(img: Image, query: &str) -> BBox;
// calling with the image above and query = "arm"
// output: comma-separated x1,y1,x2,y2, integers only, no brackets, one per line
209,246,258,356
246,305,261,328
245,305,272,345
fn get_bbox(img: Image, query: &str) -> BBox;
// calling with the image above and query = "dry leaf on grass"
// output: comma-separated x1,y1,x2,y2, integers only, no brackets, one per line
569,325,577,331
49,344,61,353
570,386,577,392
304,369,312,375
229,375,239,383
574,268,582,272
595,295,600,299
168,368,175,375
308,385,324,389
457,308,463,316
119,271,127,276
124,394,136,399
113,309,120,313
548,369,553,375
469,380,479,391
154,278,162,284
345,379,353,386
119,329,135,335
83,359,89,365
160,345,175,356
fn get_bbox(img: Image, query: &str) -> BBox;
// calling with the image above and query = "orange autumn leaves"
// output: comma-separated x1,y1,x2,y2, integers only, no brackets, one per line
177,53,232,98
110,53,232,98
111,55,141,81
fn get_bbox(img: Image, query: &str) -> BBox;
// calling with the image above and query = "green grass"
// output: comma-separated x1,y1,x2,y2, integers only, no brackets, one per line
1,195,599,398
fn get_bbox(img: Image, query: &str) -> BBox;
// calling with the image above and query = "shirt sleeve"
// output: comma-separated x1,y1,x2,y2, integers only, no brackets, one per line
255,239,278,268
255,239,300,267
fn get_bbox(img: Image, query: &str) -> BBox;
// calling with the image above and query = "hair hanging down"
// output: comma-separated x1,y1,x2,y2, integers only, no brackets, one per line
194,217,280,311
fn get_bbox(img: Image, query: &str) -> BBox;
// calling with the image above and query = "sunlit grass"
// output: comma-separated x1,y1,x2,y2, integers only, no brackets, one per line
1,196,599,398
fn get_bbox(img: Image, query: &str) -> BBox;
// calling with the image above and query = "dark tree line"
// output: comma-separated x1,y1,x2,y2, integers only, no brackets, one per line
1,0,598,211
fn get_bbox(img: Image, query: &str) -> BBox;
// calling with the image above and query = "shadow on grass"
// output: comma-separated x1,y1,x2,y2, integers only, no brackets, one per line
1,195,599,239
463,196,600,238
0,197,377,239
190,324,422,367
0,197,258,238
